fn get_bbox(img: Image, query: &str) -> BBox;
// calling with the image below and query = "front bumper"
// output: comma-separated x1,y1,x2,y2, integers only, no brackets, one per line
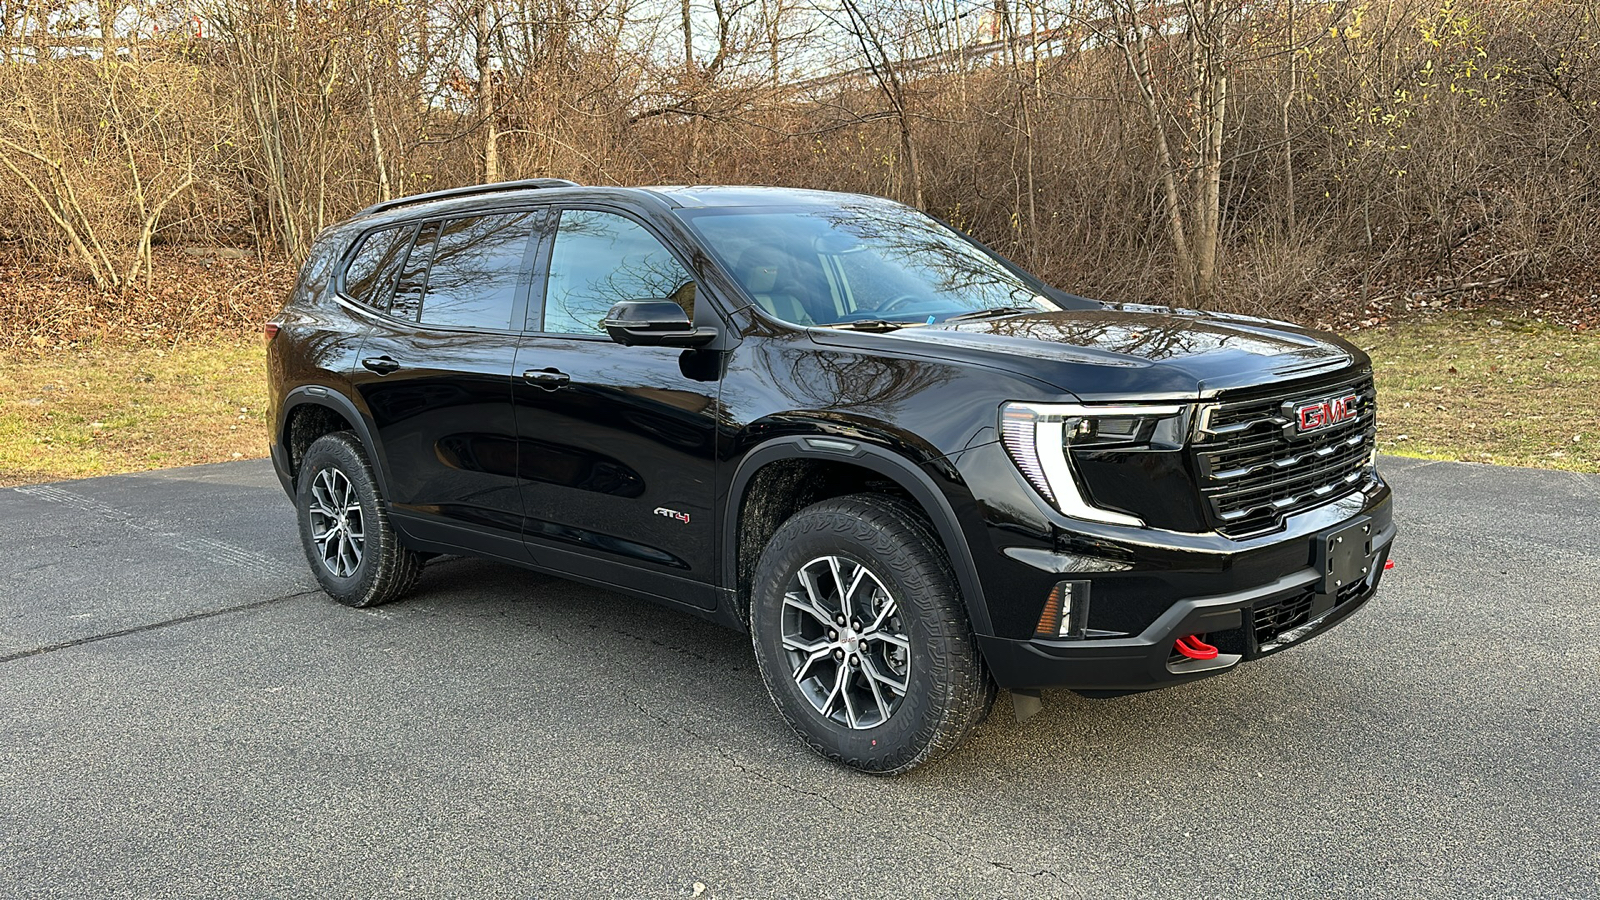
977,518,1394,693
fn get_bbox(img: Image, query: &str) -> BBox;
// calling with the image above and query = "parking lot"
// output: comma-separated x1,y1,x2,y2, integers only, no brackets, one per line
1,455,1595,898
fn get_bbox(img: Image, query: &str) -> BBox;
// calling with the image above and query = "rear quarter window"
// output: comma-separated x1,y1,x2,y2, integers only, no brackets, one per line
389,222,439,322
342,225,414,311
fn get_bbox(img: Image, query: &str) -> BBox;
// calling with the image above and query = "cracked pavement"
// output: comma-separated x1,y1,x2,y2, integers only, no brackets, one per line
0,457,1596,898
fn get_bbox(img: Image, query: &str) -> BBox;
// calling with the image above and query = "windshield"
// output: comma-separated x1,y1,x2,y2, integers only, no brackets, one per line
679,202,1059,327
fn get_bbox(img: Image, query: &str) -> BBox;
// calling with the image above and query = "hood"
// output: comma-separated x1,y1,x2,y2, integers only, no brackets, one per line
808,306,1361,400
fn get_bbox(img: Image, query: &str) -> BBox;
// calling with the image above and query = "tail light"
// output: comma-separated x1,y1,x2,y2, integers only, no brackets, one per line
263,322,281,341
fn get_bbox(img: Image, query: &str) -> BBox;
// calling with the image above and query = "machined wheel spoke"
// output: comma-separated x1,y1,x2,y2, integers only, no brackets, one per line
866,594,899,633
866,630,910,652
311,480,335,511
341,534,361,575
798,566,839,621
820,663,848,720
791,647,831,684
842,558,871,622
864,665,892,721
783,590,833,630
862,656,908,696
827,557,856,622
782,632,828,654
838,669,861,728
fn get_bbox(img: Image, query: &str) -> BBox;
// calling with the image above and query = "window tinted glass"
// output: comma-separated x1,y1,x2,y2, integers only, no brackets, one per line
541,210,695,335
389,221,437,322
344,225,412,309
681,203,1055,327
417,212,539,330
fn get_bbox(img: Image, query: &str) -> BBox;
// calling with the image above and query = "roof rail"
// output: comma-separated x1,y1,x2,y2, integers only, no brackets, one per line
354,178,582,218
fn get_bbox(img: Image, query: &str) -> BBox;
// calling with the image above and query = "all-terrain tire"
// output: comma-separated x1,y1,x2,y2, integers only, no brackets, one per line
749,493,995,775
295,431,423,608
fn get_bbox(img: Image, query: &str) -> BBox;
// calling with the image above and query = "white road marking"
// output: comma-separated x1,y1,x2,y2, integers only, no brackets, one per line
13,484,276,570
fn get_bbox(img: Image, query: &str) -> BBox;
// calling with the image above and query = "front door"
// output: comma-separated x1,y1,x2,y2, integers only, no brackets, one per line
351,210,543,559
513,207,722,608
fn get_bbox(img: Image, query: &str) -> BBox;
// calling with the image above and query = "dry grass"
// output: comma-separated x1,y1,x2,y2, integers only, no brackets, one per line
1358,312,1600,473
0,336,269,487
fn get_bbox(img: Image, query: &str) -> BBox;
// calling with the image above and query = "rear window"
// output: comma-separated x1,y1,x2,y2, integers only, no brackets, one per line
417,212,539,330
343,225,413,310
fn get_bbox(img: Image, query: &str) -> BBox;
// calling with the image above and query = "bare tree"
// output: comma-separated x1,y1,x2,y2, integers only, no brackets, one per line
476,0,500,182
837,0,924,208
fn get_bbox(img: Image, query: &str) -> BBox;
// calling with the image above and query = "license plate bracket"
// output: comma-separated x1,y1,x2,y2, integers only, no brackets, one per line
1312,516,1373,595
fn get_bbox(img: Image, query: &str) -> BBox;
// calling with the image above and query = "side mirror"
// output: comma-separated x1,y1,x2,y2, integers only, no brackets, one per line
602,300,717,348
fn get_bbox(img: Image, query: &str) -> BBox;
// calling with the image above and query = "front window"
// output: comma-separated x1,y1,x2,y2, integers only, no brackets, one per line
540,209,696,335
680,202,1058,327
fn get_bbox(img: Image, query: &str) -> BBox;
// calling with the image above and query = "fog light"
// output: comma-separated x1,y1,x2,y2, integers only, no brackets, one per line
1034,580,1090,639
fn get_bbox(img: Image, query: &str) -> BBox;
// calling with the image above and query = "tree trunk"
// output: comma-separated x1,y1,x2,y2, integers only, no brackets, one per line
681,0,694,80
1282,0,1297,233
1120,13,1194,294
477,2,499,183
1194,63,1227,300
365,75,392,201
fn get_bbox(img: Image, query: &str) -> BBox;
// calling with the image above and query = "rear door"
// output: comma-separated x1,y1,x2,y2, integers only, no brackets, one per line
350,208,543,559
512,207,723,608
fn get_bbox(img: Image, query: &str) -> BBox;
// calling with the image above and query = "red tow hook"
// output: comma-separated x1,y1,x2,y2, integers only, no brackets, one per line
1384,559,1395,570
1174,634,1219,661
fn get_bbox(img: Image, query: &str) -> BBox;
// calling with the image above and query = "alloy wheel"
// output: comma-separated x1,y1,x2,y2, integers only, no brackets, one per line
781,555,911,729
308,467,365,578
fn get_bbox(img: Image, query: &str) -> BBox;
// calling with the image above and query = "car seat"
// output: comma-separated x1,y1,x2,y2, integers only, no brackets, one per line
734,246,814,326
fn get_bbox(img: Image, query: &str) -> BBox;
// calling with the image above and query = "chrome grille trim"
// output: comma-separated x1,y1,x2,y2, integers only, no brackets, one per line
1192,370,1377,538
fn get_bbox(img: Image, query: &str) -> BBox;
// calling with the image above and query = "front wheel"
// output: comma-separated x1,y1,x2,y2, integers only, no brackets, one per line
749,493,995,774
295,431,422,607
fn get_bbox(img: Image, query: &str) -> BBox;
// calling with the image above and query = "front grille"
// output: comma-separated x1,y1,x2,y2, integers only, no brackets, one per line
1193,369,1377,538
1252,577,1372,649
1252,589,1315,645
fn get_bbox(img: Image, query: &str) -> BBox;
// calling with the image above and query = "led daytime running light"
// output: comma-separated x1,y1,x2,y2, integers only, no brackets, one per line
999,402,1187,527
1000,406,1054,505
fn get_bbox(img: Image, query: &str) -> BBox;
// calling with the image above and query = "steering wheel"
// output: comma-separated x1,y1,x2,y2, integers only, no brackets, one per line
874,293,923,314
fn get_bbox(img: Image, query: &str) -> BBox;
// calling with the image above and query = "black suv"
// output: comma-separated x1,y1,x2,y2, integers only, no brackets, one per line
266,180,1395,774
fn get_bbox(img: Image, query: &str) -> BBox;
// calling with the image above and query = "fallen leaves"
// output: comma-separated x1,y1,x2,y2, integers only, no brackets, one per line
0,246,295,353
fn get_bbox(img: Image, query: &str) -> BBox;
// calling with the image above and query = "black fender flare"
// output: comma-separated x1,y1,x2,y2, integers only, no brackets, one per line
721,435,993,635
276,386,391,499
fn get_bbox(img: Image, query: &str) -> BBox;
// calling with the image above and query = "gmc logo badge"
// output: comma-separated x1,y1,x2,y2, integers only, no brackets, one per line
1289,393,1360,434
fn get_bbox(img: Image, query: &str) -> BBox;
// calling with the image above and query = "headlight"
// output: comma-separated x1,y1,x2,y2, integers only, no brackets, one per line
1000,402,1190,526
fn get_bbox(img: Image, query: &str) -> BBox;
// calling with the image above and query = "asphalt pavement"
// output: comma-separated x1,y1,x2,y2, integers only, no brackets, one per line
0,456,1595,898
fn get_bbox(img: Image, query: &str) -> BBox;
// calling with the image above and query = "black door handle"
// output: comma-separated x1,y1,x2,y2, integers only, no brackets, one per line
362,356,401,375
522,367,570,390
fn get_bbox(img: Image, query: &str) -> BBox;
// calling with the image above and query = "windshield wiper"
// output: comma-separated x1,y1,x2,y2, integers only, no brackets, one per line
816,319,913,332
942,305,1041,322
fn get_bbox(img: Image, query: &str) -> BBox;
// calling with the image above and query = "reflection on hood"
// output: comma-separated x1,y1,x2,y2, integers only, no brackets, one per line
892,309,1345,368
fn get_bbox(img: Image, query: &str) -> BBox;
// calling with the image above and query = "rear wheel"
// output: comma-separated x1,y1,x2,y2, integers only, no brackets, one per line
749,493,994,774
295,432,422,607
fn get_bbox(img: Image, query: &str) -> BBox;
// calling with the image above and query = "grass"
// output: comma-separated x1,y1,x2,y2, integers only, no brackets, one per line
1357,312,1599,473
0,336,269,487
0,309,1593,488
